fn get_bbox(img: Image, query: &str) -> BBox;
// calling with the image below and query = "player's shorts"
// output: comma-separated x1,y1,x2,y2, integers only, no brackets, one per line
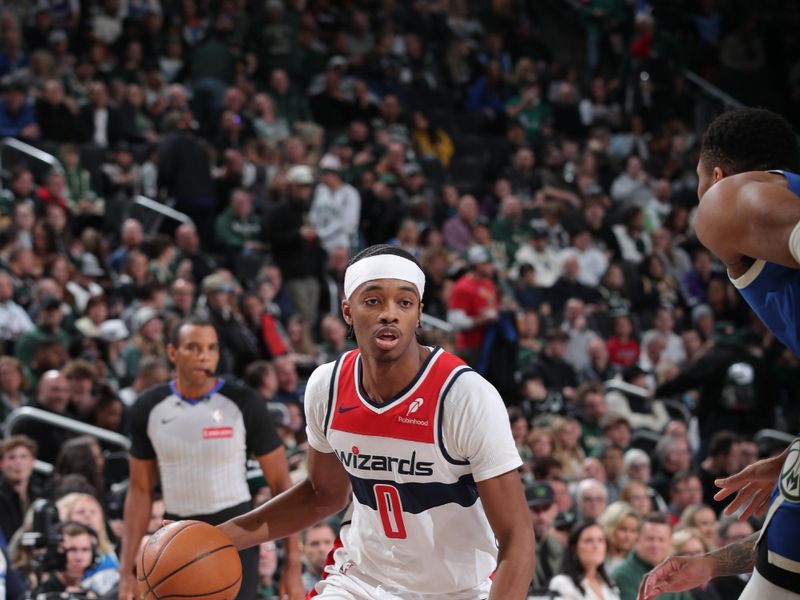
740,567,800,600
313,566,491,600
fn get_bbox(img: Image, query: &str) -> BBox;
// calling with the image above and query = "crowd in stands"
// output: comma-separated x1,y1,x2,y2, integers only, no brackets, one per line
0,0,798,598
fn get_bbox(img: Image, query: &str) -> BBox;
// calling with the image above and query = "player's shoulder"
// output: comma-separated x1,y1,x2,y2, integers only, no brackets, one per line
441,365,500,404
305,358,343,402
132,383,172,408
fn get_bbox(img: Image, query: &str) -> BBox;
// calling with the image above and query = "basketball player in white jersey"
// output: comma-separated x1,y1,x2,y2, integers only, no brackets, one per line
219,244,535,599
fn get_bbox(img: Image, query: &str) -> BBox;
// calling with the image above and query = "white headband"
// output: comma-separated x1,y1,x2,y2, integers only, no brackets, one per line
344,255,426,300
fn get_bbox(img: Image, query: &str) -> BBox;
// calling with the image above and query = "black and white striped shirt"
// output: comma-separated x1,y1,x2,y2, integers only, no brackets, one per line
130,379,281,517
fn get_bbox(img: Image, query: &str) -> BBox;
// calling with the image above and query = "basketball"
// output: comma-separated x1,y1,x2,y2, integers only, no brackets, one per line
137,521,242,600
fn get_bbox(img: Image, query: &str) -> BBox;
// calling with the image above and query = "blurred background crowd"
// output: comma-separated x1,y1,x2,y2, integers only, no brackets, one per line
0,0,799,598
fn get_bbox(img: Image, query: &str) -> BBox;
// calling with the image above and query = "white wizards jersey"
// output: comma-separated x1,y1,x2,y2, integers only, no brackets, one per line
305,347,522,597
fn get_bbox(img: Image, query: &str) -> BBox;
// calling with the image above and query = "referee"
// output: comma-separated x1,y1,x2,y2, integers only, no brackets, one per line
118,316,303,600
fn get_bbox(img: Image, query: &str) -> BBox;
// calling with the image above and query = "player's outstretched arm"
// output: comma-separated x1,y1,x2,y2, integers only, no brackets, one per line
119,457,159,600
696,176,800,272
714,445,788,520
478,470,536,600
637,532,758,600
219,447,351,551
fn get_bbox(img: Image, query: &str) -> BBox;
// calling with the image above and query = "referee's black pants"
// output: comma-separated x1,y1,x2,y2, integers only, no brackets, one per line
165,500,258,600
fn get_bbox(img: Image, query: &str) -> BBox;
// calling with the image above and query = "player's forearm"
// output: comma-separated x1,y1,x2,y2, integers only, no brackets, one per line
709,532,759,578
219,479,349,550
119,487,153,576
488,531,536,600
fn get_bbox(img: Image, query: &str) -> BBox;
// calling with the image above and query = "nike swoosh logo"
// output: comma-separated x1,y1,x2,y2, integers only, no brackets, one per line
161,417,179,425
338,405,358,414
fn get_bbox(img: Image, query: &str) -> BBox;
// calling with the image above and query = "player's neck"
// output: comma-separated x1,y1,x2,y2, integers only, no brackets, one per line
359,344,428,403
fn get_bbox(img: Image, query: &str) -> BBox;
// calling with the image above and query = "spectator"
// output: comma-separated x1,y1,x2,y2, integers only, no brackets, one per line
549,521,621,600
118,355,168,407
650,435,693,502
13,294,70,366
598,502,641,573
158,111,217,246
708,519,752,598
553,416,586,480
560,228,609,288
613,207,652,264
55,492,119,595
667,472,704,525
605,365,670,432
447,245,499,366
698,430,741,513
678,504,719,549
576,479,608,521
0,436,46,542
309,154,361,254
214,189,263,254
442,194,479,253
531,329,578,402
273,355,304,406
0,271,34,346
36,78,78,143
300,522,335,593
0,81,38,140
606,314,639,368
527,481,564,590
411,111,454,168
63,359,98,423
612,513,692,600
78,81,124,148
200,273,259,377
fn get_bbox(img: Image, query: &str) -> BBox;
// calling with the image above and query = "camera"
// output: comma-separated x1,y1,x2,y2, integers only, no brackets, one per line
21,499,67,573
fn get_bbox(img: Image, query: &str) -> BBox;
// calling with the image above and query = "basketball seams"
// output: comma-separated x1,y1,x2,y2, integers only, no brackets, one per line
156,575,242,599
148,544,238,590
139,521,204,581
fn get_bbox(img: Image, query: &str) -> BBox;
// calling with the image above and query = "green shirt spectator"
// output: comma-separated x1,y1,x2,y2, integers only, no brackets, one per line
506,81,552,141
214,189,263,252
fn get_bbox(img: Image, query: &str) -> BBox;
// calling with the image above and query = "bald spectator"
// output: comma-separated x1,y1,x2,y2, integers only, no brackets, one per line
10,370,74,464
575,478,608,520
547,255,600,314
441,194,479,253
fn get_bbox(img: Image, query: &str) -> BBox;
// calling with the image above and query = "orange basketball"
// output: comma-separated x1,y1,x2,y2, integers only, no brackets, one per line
137,520,242,600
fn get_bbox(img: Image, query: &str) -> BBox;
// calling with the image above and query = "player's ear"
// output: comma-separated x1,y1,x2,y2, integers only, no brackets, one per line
712,166,725,183
166,343,177,364
341,299,352,325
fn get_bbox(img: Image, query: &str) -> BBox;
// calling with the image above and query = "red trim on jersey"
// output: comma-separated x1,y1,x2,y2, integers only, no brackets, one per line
328,349,467,443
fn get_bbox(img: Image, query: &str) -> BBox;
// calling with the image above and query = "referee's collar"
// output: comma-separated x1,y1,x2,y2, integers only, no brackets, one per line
169,378,226,405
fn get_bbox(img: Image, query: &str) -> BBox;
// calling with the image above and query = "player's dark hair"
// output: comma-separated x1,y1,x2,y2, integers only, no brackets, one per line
559,520,616,595
347,244,422,270
700,108,800,174
170,316,216,347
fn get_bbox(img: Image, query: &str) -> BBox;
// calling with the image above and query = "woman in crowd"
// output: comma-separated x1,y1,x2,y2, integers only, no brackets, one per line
619,481,654,516
552,416,586,480
670,527,720,600
55,436,106,501
597,502,641,573
549,520,621,599
678,504,719,549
